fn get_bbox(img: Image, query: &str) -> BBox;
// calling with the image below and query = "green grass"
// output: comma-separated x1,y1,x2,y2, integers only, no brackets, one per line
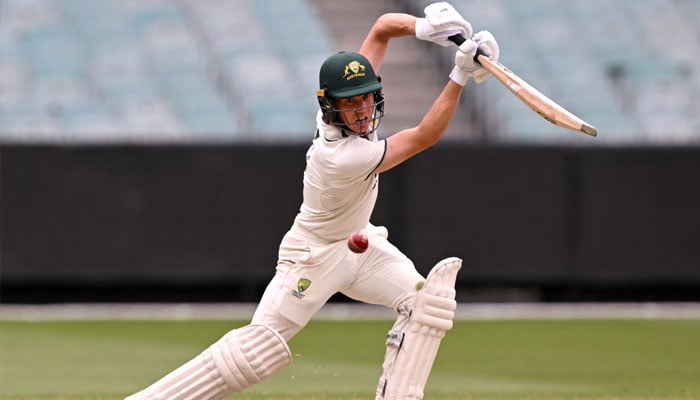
1,319,699,399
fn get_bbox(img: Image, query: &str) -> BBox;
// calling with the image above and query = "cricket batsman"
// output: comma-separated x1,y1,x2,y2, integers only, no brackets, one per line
126,2,499,399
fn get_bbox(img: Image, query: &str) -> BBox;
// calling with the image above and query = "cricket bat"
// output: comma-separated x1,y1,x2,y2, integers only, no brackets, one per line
449,34,597,137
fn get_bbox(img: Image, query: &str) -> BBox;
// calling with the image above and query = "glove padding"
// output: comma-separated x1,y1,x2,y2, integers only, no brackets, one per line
449,30,500,86
415,2,472,47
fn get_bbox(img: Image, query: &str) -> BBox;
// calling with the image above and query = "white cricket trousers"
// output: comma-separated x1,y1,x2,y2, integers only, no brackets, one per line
251,225,424,341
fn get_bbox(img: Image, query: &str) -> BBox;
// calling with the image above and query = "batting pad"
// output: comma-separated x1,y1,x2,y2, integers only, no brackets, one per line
379,257,461,400
125,324,291,400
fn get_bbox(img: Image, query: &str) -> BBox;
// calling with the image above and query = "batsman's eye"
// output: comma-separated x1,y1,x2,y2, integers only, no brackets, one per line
340,93,372,107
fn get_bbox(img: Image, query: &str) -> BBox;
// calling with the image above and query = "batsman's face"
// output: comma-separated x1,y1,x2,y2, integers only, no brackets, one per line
335,92,376,134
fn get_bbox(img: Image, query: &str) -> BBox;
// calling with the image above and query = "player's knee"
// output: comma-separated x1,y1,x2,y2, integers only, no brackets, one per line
210,324,292,391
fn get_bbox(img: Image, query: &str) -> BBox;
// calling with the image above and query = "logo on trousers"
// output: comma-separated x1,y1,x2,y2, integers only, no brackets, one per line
292,278,311,299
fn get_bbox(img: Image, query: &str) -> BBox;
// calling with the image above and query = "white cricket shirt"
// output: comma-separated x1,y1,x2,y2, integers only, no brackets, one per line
293,111,387,242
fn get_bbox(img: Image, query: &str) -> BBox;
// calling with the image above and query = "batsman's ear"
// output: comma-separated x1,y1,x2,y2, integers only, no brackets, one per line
317,89,335,122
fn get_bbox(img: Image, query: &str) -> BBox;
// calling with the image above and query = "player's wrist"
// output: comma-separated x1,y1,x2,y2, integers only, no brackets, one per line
449,65,471,87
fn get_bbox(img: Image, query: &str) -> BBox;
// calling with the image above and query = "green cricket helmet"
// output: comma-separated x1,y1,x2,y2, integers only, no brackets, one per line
317,51,385,133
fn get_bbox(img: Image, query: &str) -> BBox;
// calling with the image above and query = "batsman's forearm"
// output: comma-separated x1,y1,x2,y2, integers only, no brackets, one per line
417,81,463,146
375,81,463,174
360,13,416,74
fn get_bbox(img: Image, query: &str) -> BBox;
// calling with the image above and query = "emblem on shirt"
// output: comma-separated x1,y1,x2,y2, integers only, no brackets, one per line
292,278,312,299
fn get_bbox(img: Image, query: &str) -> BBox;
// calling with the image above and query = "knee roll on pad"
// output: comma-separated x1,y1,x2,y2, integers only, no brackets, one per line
210,324,292,392
124,324,291,400
411,291,456,332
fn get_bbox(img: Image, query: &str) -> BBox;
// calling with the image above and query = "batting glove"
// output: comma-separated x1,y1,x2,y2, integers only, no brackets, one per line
471,30,500,83
415,2,472,47
449,38,478,86
449,30,499,86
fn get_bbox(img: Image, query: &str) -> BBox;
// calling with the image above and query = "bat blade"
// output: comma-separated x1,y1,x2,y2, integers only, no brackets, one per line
448,34,597,137
476,54,597,137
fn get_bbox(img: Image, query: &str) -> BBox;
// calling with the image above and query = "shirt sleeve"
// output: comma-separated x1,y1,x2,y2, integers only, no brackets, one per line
333,137,386,181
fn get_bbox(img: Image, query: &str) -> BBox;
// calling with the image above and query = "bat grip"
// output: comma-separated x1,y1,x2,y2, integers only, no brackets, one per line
448,34,486,65
448,34,466,45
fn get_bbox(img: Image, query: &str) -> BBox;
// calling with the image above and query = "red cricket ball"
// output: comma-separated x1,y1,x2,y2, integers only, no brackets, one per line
347,232,369,253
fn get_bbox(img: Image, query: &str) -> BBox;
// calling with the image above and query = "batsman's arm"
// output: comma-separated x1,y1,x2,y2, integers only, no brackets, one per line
359,13,417,74
375,80,463,174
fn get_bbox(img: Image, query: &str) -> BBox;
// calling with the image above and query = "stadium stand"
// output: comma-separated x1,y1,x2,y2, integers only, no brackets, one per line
0,0,698,144
0,0,332,143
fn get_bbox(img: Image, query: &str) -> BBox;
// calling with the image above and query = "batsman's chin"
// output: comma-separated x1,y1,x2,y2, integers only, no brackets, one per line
347,119,371,135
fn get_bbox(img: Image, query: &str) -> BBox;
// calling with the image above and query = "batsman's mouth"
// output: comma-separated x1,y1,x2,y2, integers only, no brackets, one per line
349,118,371,133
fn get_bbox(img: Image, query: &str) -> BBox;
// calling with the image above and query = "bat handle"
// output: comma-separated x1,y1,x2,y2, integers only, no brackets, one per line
448,34,486,65
448,34,466,45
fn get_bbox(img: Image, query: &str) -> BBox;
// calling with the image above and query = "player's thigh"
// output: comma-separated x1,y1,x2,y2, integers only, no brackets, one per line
342,238,423,310
252,244,352,340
